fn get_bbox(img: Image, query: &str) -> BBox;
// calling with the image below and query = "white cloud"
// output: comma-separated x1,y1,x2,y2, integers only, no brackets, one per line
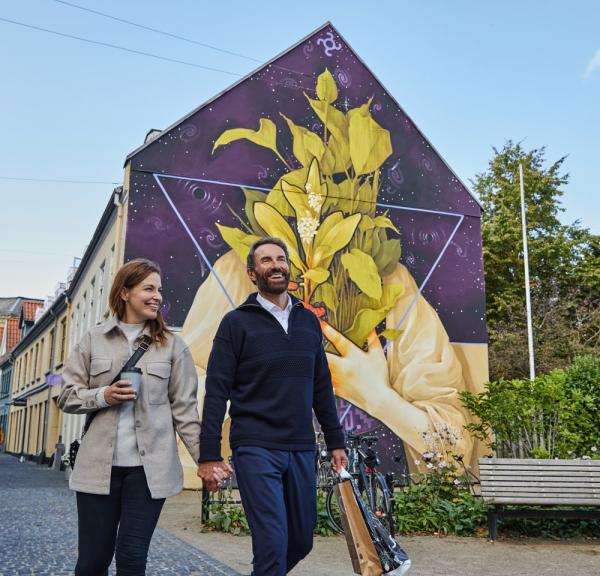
584,49,600,79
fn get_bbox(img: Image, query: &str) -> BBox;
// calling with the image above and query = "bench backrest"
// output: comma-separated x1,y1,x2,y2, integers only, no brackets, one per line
478,458,600,506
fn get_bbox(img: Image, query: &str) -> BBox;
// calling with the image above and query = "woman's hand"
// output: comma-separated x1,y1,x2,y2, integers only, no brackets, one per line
104,380,137,405
320,322,393,415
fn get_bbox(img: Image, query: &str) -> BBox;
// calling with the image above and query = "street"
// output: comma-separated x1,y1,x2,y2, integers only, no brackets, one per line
0,453,239,576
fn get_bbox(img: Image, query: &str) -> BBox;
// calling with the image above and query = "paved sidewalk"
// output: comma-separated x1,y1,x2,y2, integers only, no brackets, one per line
0,453,239,576
3,452,599,575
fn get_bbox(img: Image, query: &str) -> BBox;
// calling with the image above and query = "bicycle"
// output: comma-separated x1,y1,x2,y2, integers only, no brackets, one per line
322,431,395,536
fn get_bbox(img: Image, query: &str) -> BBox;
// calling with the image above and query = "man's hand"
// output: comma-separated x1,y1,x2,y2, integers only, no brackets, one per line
330,448,349,474
104,380,136,405
197,461,233,492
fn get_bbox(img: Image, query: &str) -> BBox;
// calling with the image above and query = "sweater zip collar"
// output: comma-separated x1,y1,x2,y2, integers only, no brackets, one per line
238,293,302,338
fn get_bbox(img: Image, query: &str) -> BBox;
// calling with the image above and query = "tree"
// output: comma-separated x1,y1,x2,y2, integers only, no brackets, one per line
471,141,599,380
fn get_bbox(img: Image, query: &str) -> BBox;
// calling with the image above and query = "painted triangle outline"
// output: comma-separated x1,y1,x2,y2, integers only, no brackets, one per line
153,172,464,332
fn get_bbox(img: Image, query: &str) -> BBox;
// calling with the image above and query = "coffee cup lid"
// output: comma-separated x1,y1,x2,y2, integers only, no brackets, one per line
121,367,142,374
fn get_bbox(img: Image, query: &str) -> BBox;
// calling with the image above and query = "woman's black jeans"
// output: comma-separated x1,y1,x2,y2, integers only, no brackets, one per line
75,466,165,576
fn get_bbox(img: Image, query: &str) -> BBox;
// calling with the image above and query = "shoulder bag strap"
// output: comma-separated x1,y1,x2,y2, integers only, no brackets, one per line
82,334,153,436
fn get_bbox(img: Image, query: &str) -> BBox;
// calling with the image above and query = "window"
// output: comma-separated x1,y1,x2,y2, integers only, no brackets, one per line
48,329,55,371
76,304,81,342
108,244,115,285
38,339,44,378
68,312,75,352
81,293,87,333
89,278,95,328
23,353,28,388
97,261,106,323
59,318,67,364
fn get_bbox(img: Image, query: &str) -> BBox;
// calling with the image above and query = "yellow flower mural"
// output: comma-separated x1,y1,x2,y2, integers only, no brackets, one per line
213,69,404,348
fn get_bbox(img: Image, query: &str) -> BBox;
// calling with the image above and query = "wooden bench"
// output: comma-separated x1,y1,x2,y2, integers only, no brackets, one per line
478,458,600,540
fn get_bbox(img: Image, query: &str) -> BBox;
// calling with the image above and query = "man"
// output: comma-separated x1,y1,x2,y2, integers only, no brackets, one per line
198,237,348,576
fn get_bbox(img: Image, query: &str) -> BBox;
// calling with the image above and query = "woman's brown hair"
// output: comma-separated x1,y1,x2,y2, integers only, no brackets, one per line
108,258,171,345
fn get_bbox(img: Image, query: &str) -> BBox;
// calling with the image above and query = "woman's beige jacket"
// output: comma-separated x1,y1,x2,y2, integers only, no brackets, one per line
57,316,201,498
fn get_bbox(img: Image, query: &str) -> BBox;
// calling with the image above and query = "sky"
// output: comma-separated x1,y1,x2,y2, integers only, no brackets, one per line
1,0,598,299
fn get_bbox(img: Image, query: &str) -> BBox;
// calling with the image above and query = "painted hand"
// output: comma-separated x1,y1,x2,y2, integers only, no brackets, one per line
321,322,392,415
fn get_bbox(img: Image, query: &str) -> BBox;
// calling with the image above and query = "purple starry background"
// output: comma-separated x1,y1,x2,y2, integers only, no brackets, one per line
125,24,487,473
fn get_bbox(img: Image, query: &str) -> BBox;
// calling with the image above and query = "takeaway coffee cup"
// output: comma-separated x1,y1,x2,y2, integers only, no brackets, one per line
120,367,143,400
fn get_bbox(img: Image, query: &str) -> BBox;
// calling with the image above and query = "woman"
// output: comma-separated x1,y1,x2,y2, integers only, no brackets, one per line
58,259,217,575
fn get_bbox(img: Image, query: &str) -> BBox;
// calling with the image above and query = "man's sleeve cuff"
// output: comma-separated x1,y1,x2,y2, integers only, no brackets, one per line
324,429,346,451
198,437,223,463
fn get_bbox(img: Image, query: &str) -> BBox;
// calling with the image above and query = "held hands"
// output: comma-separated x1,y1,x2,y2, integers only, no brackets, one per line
320,322,392,414
104,380,136,405
197,461,234,492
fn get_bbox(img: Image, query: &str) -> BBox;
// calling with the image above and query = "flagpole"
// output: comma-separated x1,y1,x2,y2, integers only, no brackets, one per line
519,163,536,380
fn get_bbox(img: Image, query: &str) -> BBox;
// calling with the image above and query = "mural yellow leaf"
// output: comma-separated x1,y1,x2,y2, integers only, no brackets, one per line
314,211,343,247
374,238,402,276
361,213,398,233
316,68,338,104
303,267,330,285
241,187,267,235
281,179,313,222
381,328,402,341
305,158,328,205
373,215,399,233
305,95,351,173
324,179,354,215
341,249,382,300
315,282,338,313
253,202,306,272
267,168,307,217
345,284,405,347
281,114,333,171
213,118,282,161
216,224,261,265
312,213,361,268
348,100,392,175
359,214,376,232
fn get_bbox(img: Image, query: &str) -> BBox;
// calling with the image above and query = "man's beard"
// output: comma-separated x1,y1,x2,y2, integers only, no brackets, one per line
255,268,290,295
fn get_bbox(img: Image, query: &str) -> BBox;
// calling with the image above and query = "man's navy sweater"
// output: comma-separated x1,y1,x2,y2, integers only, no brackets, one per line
199,292,345,462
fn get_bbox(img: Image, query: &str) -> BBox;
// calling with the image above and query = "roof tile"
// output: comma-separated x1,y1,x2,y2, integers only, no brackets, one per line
22,300,43,322
6,318,21,350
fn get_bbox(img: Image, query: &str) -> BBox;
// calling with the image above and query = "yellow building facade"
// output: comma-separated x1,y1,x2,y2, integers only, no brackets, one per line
7,294,68,461
59,186,127,452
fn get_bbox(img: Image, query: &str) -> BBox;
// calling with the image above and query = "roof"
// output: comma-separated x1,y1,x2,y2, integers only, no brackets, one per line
10,292,68,359
5,318,21,350
124,22,482,213
0,297,23,317
22,300,44,323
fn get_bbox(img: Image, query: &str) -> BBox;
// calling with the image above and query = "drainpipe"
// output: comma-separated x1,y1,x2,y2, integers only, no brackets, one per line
41,307,59,462
112,184,126,270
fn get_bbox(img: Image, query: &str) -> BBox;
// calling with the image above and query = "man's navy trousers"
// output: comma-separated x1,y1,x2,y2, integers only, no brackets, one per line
233,446,316,576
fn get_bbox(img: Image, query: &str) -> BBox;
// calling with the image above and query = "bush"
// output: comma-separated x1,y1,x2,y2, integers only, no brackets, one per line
460,355,600,459
394,480,487,536
204,501,250,535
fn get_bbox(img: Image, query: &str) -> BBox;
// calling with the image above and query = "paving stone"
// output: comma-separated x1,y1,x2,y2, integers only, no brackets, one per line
0,454,240,575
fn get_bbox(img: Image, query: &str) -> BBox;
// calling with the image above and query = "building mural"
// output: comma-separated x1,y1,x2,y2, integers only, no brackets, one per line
125,23,488,480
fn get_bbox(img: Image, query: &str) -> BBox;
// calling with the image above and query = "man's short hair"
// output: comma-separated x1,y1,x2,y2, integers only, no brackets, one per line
247,237,290,270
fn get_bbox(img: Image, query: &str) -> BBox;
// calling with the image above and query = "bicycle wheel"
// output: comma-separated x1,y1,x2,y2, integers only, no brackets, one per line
324,487,344,534
369,472,395,537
